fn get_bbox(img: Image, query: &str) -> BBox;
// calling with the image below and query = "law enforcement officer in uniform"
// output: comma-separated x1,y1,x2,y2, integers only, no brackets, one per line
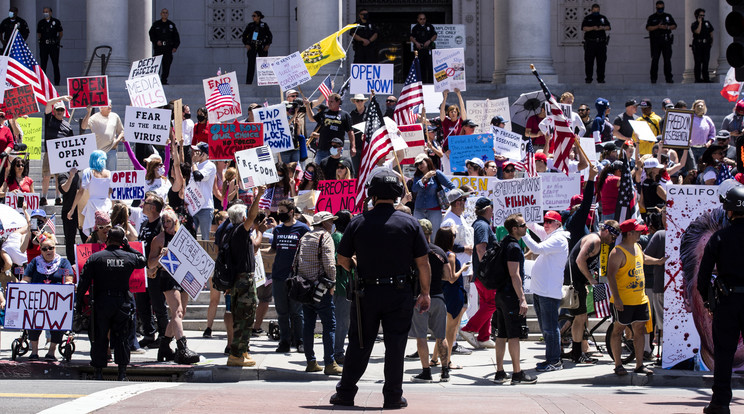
37,7,62,86
75,227,148,381
330,169,431,410
581,4,611,84
691,8,714,83
148,8,180,85
242,10,272,85
646,1,677,84
350,8,378,64
698,186,744,414
0,7,29,49
410,13,437,84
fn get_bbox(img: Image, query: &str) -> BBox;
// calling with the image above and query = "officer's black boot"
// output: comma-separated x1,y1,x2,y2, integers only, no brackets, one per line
117,365,128,381
94,368,103,380
157,336,175,362
174,337,200,364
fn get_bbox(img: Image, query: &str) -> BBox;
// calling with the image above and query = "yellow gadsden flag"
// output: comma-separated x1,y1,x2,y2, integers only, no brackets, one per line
301,24,358,76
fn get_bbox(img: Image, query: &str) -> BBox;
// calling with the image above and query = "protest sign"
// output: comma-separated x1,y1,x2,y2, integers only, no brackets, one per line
129,56,162,79
432,48,466,92
3,85,37,118
629,120,657,143
184,180,209,216
539,173,581,210
271,52,312,90
256,56,282,86
315,179,361,214
110,170,146,200
410,24,465,50
0,56,9,103
235,145,279,188
124,106,171,146
75,242,147,292
490,176,543,225
252,104,293,154
4,283,74,330
579,137,598,163
446,175,498,198
159,225,215,300
422,85,442,114
295,190,319,212
4,192,40,212
125,74,167,108
16,117,42,160
350,64,394,94
45,133,96,174
254,250,266,287
661,109,694,148
466,98,511,134
207,120,263,160
492,126,524,160
202,71,242,123
399,124,426,164
67,75,109,109
448,134,492,173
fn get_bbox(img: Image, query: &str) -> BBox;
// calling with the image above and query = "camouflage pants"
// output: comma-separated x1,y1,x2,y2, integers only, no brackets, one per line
230,272,257,357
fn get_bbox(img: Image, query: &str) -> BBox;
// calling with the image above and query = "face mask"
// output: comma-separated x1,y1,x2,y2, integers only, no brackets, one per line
8,12,13,18
43,12,49,18
196,114,206,123
330,147,340,156
276,212,290,223
184,113,191,119
656,7,664,14
157,166,165,177
592,11,599,16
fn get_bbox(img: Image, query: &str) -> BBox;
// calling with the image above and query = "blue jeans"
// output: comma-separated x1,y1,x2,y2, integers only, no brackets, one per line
333,291,351,360
533,294,561,364
281,150,300,164
272,276,304,346
303,291,336,364
192,208,213,241
315,149,331,165
106,148,118,171
414,208,443,240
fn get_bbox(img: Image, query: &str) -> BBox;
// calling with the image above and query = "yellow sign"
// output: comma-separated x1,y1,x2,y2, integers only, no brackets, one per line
17,117,42,160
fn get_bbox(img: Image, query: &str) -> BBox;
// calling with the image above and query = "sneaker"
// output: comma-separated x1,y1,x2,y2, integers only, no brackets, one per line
573,353,598,364
44,354,58,362
305,360,322,372
28,353,39,361
224,345,231,355
275,342,290,353
440,367,450,382
131,348,147,354
40,197,47,207
478,339,496,349
511,371,538,385
451,343,472,355
411,370,434,383
296,343,305,353
492,370,511,384
202,327,212,338
405,351,419,359
459,330,480,348
336,355,345,366
535,361,563,372
324,361,343,376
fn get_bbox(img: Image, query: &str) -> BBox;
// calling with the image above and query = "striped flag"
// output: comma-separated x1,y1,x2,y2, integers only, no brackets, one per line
514,138,537,177
206,82,235,113
318,75,333,101
45,214,56,235
354,125,393,209
393,57,424,126
258,186,274,210
545,97,574,175
363,95,384,142
613,150,639,222
179,271,204,298
716,164,734,185
593,283,611,318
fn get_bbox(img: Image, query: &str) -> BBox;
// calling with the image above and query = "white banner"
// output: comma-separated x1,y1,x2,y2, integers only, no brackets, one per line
252,103,293,154
4,283,74,330
350,64,394,94
256,56,282,86
110,170,146,200
271,52,312,90
202,71,242,123
432,48,466,92
235,145,279,188
490,176,543,226
492,126,524,160
466,98,511,134
124,106,171,146
4,192,40,212
129,56,162,79
539,173,581,210
159,226,215,300
45,133,96,174
125,74,167,109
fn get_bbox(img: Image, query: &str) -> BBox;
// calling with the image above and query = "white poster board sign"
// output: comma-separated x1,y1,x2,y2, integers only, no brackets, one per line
432,48,466,92
110,170,146,200
350,64,394,94
184,180,208,216
271,52,312,90
422,84,443,114
256,56,282,86
125,74,167,108
489,176,543,226
661,109,694,148
539,172,581,210
202,71,242,123
129,56,162,79
254,250,266,287
629,120,658,143
252,104,294,154
467,98,511,134
4,192,40,212
45,133,96,174
159,226,215,300
124,106,171,146
235,145,280,188
399,124,426,164
492,126,524,160
4,283,74,330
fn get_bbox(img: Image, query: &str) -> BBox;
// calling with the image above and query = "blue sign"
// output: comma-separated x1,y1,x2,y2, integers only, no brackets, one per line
448,134,493,173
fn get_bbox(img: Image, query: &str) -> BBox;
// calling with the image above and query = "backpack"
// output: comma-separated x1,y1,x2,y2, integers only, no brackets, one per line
212,224,238,291
476,240,509,290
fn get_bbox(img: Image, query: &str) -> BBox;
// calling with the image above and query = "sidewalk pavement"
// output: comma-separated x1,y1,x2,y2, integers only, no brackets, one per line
0,329,737,388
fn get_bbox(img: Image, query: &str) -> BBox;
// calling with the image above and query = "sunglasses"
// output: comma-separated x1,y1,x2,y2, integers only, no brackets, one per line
55,108,65,112
15,163,24,167
578,109,589,112
337,165,347,169
544,219,556,224
516,223,527,228
97,225,112,230
386,99,397,103
41,246,55,252
503,168,515,173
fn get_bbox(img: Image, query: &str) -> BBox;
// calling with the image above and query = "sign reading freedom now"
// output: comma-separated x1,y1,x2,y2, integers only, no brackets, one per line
207,120,263,160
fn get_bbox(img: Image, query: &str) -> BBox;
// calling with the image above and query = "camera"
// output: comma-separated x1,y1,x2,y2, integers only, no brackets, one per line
313,280,328,303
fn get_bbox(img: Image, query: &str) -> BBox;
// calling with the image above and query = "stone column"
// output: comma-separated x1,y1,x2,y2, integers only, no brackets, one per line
128,0,152,63
719,0,732,81
505,0,556,84
682,0,695,83
86,0,129,77
13,0,34,56
297,0,339,77
492,0,508,83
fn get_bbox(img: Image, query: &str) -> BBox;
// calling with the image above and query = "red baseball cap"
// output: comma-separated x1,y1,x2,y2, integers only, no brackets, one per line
619,219,647,233
544,210,562,223
569,194,583,208
534,152,548,162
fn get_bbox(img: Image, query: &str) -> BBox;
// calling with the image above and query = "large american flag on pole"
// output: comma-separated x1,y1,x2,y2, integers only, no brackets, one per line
4,28,63,114
206,82,235,113
393,57,423,126
545,97,574,175
354,124,393,209
613,150,638,222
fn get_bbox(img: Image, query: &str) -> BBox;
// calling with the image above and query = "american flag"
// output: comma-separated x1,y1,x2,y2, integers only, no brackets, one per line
716,164,734,185
206,82,235,113
258,186,274,210
393,57,424,126
593,283,611,318
318,75,333,102
613,150,639,222
363,95,384,142
545,96,574,175
354,124,393,209
514,138,537,177
5,28,63,115
179,271,203,298
44,214,56,235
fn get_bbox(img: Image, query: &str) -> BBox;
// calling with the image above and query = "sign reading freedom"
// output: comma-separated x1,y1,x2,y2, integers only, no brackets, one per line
207,120,263,160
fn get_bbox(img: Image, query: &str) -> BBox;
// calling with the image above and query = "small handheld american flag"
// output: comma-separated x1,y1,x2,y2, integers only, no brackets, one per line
206,82,235,112
318,75,333,102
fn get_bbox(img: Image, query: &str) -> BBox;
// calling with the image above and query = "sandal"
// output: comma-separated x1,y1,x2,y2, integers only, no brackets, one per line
613,365,628,376
633,365,654,375
448,361,463,370
430,359,439,367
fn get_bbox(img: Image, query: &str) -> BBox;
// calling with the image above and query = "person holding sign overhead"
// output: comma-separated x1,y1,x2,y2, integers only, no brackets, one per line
242,11,272,85
309,94,355,163
41,95,73,207
149,9,180,85
190,142,216,240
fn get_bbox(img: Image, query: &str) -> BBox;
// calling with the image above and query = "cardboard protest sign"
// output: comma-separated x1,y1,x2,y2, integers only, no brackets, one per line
4,192,40,212
271,52,312,90
3,85,38,117
252,104,293,154
539,172,581,210
492,126,524,160
124,106,171,146
432,48,466,92
4,283,74,330
422,84,443,114
466,98,511,134
159,225,215,300
315,179,361,214
129,56,162,79
67,75,109,109
207,120,263,161
295,190,319,212
45,133,96,174
350,64,394,94
399,124,426,164
256,56,282,86
448,133,492,173
16,117,42,160
184,180,209,216
664,185,721,370
661,109,694,148
202,71,242,123
75,243,147,292
110,170,146,200
235,145,279,188
490,176,543,225
125,74,167,108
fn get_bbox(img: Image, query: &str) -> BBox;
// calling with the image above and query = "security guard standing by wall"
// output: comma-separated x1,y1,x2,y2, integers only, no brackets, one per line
75,227,148,381
410,13,437,84
37,7,62,86
0,7,30,50
330,169,431,410
645,1,676,84
698,186,744,414
148,8,180,85
350,8,378,64
241,10,272,85
581,4,610,84
691,8,714,83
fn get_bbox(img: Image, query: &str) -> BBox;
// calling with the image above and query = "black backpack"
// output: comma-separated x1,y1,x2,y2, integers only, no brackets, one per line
212,224,238,291
476,240,509,290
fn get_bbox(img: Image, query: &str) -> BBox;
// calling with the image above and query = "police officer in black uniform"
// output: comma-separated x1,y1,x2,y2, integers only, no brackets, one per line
37,7,62,86
691,8,714,83
0,7,29,49
148,8,180,85
350,9,378,64
241,10,272,85
76,227,148,381
581,4,611,84
410,13,437,84
645,1,677,84
330,169,431,410
698,186,744,414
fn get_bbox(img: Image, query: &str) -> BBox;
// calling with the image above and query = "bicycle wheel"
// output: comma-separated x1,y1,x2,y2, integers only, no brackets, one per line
605,323,636,364
558,314,574,349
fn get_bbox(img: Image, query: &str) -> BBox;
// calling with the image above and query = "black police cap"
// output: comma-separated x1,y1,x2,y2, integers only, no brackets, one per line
366,169,403,200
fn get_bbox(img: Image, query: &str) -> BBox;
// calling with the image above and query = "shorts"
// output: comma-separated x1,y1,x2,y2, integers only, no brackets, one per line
408,294,446,339
256,284,272,303
568,283,588,316
42,152,51,176
494,290,524,339
225,293,232,313
610,302,649,326
156,271,183,292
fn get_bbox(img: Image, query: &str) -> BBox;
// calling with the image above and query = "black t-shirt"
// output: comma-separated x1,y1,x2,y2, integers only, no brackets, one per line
319,155,355,180
427,243,446,296
641,178,664,209
581,13,610,41
314,109,352,151
502,235,524,294
138,216,162,259
613,112,637,139
350,108,365,149
44,112,73,141
56,171,80,215
230,224,255,274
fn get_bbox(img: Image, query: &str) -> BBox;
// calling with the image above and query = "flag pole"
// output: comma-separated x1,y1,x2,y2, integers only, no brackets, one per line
3,26,17,56
373,88,409,196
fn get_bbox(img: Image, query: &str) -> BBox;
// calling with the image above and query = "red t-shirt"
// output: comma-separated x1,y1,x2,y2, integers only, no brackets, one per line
442,118,462,140
7,176,33,193
526,114,546,146
0,125,14,152
193,123,209,145
601,175,620,215
26,242,41,262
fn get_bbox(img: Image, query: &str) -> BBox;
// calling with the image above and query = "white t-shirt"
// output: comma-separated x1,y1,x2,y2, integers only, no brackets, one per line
441,210,473,277
182,118,195,146
192,160,216,210
546,158,579,174
88,112,124,152
3,232,27,265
